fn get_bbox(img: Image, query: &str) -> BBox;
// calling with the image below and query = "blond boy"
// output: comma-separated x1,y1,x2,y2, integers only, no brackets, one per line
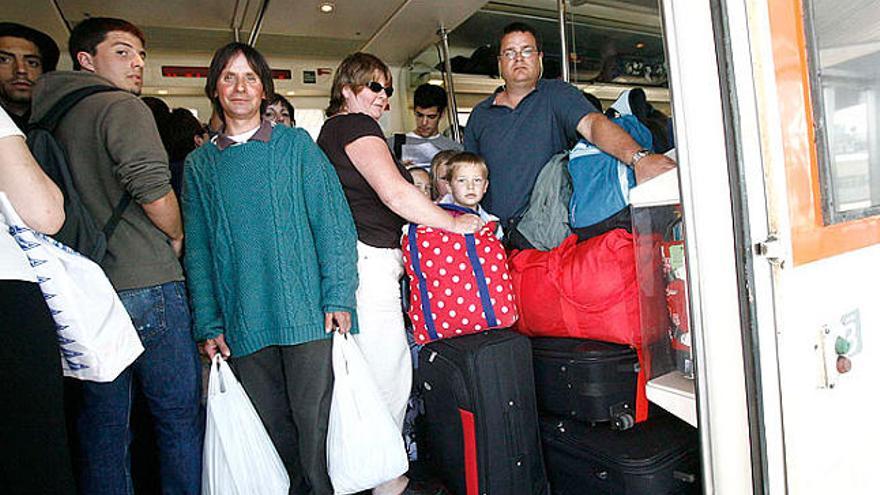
440,151,503,239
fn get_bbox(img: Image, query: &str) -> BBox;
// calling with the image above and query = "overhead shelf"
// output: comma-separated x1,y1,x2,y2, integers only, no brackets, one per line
414,71,670,103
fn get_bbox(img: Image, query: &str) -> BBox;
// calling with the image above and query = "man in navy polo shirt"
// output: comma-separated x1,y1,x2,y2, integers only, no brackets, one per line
464,22,676,235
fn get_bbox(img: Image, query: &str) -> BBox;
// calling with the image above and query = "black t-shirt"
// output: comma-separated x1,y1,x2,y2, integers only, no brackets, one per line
317,113,413,248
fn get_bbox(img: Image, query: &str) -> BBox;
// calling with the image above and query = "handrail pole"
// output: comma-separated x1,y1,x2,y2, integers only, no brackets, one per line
437,26,463,143
247,0,270,46
557,0,570,82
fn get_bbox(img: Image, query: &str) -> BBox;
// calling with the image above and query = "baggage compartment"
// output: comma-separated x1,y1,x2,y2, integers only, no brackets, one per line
540,410,701,495
418,330,548,495
530,338,640,430
659,215,694,378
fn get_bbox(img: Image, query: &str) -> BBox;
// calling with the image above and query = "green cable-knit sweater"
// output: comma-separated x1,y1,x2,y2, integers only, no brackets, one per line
183,124,358,357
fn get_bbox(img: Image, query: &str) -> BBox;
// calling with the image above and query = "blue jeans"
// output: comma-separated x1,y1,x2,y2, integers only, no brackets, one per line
76,281,203,495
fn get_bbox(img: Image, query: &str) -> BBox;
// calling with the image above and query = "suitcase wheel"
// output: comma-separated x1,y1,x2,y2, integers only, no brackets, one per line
610,402,635,431
612,412,635,431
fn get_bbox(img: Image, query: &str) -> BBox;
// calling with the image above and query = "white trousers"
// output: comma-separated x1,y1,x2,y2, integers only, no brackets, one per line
352,241,412,431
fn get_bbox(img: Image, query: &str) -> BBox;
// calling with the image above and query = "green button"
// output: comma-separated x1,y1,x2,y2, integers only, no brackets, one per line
835,336,851,355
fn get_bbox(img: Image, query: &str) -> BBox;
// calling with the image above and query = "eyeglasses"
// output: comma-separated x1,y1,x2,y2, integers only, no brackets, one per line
367,81,394,97
500,47,538,60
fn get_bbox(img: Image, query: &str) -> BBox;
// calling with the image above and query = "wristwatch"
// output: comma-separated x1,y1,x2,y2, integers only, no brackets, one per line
629,149,652,167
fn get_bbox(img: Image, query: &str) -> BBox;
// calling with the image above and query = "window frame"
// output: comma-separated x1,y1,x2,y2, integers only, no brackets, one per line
768,0,880,265
802,0,880,224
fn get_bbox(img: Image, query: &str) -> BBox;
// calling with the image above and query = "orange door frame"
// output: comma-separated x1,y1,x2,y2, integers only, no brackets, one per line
768,0,880,265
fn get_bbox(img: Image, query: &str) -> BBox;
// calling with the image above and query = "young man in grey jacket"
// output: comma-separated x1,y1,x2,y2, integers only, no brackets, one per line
29,17,202,495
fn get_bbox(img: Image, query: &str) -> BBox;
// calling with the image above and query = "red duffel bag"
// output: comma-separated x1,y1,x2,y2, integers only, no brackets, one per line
402,205,518,344
509,229,640,346
509,229,651,422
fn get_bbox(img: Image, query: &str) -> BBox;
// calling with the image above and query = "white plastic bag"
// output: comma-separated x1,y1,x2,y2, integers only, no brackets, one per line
0,192,142,382
203,355,290,495
327,333,409,495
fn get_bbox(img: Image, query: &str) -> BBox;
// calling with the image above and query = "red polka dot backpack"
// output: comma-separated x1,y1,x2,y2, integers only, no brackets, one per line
402,204,518,344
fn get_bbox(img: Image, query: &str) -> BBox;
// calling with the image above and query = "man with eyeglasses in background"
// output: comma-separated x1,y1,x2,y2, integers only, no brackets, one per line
464,22,676,246
388,83,462,169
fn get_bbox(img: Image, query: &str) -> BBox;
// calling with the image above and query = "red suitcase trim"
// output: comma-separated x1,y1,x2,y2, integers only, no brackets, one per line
459,408,479,495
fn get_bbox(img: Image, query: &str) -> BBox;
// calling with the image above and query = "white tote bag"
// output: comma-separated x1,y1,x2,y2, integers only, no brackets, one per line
0,193,142,382
327,333,409,495
203,355,290,495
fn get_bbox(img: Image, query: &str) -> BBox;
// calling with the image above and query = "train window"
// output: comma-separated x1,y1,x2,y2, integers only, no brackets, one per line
804,0,880,223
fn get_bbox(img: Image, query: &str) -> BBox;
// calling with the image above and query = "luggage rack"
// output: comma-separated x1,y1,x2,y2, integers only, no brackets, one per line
411,72,671,102
646,370,696,427
629,168,697,428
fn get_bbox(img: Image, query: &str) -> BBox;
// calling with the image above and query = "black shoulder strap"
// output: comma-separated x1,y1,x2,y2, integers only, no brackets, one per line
36,84,130,240
393,133,406,160
35,85,121,131
102,193,132,242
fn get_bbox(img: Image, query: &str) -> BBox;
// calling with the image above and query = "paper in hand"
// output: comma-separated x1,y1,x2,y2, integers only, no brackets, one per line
401,142,441,169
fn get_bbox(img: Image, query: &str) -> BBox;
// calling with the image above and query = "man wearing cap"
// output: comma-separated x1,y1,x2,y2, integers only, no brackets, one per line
0,22,60,130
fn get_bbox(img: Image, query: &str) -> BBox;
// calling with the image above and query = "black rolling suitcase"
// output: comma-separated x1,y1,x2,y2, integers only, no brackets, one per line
540,410,701,495
418,330,548,495
530,338,640,430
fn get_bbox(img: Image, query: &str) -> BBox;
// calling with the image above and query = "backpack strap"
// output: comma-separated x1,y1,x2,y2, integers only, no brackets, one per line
102,194,132,242
393,133,406,160
35,84,131,240
34,85,121,132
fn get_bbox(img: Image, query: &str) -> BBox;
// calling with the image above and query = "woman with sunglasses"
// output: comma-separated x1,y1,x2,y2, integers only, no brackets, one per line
317,52,483,495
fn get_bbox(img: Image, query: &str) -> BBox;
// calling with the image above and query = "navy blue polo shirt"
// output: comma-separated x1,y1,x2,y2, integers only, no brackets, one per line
464,79,596,224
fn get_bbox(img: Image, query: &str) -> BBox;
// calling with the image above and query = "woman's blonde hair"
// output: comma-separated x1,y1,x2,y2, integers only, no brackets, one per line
430,149,458,198
325,52,392,117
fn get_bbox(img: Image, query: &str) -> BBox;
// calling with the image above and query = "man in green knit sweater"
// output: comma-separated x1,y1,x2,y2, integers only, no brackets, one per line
183,43,358,495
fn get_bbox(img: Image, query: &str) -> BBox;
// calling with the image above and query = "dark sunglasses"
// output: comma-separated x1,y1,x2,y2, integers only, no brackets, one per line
367,81,394,97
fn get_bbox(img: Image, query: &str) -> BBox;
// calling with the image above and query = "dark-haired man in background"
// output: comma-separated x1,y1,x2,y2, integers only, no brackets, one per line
30,17,202,494
0,22,60,130
388,82,462,169
464,22,676,239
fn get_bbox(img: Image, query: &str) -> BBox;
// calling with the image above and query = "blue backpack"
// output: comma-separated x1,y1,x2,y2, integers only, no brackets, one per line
568,115,652,231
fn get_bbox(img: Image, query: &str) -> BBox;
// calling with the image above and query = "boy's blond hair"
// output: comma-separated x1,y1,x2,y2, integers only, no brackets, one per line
445,152,489,181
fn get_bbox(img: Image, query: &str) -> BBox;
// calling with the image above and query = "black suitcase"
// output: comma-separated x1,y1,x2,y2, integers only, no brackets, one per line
540,411,701,495
418,330,548,495
530,338,640,430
